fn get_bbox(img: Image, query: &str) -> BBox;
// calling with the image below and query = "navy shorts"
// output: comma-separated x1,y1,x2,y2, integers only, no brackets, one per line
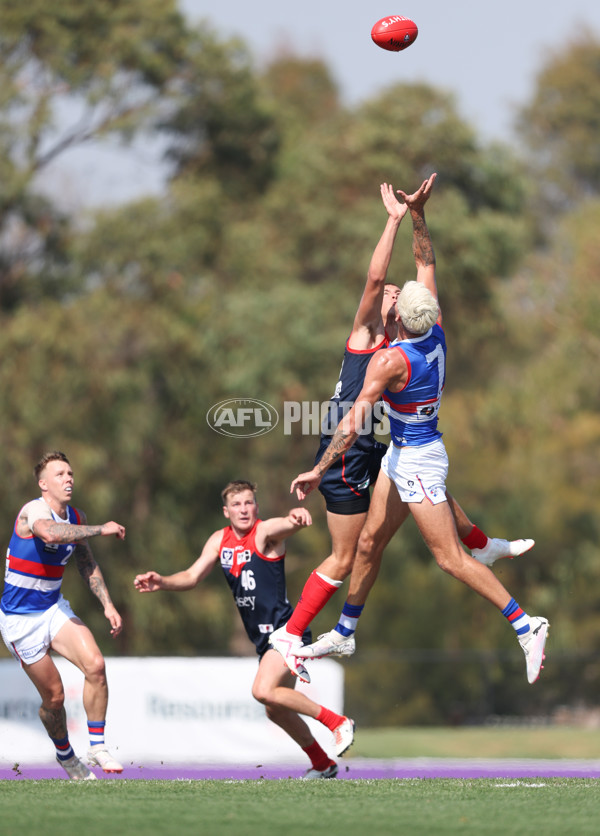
315,438,388,515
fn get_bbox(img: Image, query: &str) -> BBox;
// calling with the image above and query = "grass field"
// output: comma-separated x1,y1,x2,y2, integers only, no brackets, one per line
353,725,600,758
1,777,600,836
2,727,600,836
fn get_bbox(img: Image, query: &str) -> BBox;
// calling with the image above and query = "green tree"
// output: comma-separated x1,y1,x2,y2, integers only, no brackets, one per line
4,16,594,726
159,23,281,197
0,0,188,307
517,34,600,209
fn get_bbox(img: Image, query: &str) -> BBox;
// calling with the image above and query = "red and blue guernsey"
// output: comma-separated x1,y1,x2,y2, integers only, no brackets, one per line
1,500,81,615
219,519,297,657
383,323,447,448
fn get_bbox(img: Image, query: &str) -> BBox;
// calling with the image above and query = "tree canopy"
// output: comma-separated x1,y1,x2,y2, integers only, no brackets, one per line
0,7,598,725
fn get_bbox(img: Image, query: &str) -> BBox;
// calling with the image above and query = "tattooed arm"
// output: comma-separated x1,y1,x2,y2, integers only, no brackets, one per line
29,515,125,544
396,173,440,324
24,504,125,637
74,526,123,637
291,349,408,500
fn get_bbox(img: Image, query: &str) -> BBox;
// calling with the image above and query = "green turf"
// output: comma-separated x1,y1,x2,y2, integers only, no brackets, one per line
354,725,600,758
1,778,599,836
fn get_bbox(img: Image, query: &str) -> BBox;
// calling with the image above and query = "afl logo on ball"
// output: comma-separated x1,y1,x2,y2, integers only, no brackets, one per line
207,398,279,438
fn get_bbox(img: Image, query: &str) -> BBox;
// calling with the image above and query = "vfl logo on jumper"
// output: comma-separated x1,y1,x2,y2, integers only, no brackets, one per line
207,399,279,438
220,548,252,570
417,401,440,420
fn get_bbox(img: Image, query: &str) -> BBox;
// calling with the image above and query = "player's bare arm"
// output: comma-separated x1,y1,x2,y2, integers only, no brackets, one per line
350,183,408,349
411,211,436,270
397,173,439,314
397,175,436,251
134,531,222,593
30,515,126,544
74,541,123,637
292,350,406,499
256,509,313,553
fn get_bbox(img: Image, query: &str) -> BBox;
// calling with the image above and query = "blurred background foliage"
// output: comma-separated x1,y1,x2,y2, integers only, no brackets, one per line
0,2,598,726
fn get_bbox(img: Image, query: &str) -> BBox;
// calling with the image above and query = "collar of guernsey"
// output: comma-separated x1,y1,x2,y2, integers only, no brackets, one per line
228,519,259,578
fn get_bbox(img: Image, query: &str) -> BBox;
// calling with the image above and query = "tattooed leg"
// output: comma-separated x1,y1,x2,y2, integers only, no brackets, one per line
39,705,68,739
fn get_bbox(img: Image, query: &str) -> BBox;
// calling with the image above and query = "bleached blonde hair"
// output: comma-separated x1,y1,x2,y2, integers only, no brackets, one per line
396,281,439,335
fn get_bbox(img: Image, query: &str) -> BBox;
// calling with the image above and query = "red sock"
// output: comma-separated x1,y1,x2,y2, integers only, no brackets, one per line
461,525,488,550
287,571,340,636
316,705,346,732
302,739,334,772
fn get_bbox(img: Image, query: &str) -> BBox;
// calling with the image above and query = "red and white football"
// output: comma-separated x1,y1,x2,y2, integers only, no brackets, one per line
371,16,418,52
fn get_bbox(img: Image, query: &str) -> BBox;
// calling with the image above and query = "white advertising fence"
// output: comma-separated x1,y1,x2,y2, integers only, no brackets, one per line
0,656,344,765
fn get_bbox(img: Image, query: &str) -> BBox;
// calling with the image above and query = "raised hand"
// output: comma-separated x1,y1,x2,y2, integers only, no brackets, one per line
380,182,409,221
396,172,437,212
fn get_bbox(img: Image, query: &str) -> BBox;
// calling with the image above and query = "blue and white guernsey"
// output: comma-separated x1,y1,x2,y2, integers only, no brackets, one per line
383,323,446,448
1,500,82,615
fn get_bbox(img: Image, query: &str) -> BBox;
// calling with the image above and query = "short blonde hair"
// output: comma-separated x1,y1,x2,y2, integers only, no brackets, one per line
396,281,439,335
34,451,70,480
221,480,257,505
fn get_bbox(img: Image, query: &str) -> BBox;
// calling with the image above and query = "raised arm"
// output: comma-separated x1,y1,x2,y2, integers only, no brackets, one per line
133,530,222,593
350,183,408,348
396,172,440,323
255,508,313,554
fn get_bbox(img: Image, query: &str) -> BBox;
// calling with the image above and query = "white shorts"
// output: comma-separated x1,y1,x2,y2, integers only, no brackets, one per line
381,439,448,504
0,596,76,666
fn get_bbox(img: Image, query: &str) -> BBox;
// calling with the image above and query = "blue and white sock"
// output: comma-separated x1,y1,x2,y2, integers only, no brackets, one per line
52,735,74,762
88,720,105,748
502,598,531,636
334,602,364,637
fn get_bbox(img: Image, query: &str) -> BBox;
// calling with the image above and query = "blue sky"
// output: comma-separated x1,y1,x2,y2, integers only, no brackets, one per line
40,1,600,207
181,0,600,140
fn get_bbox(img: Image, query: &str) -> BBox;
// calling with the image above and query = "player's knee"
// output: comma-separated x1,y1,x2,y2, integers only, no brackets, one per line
435,554,453,575
83,653,107,682
329,550,354,577
357,527,378,557
251,682,272,706
434,548,464,578
40,686,65,712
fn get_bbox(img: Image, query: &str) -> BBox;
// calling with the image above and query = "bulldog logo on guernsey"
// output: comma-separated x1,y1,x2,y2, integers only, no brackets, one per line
207,399,279,438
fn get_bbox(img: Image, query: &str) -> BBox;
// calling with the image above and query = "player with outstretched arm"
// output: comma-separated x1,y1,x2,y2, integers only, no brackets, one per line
0,451,126,779
286,180,549,685
134,480,354,779
268,175,536,682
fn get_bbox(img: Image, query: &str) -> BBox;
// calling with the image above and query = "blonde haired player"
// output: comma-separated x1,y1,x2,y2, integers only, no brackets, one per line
269,175,540,684
288,180,549,685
